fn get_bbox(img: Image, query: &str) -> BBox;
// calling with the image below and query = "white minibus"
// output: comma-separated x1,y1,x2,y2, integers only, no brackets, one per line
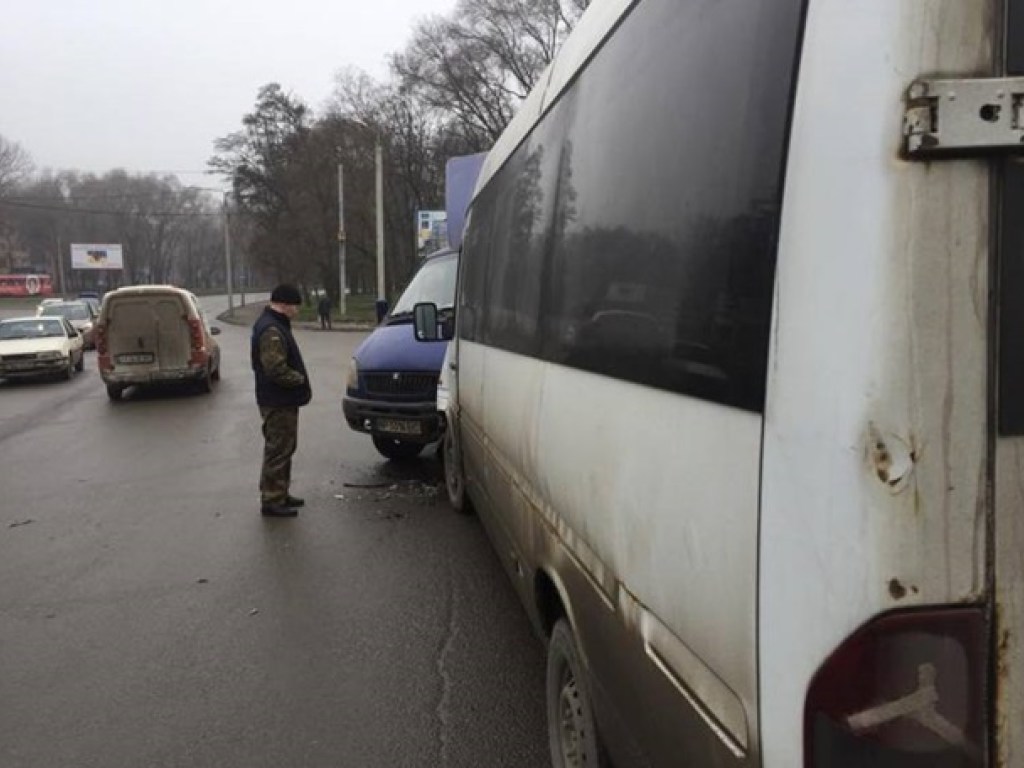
415,0,1024,765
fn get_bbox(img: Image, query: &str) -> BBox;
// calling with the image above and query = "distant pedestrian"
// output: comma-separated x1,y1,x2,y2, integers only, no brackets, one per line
317,295,332,330
251,284,311,518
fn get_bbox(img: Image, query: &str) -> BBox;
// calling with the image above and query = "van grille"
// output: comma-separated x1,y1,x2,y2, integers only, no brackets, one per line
1,353,38,362
363,372,438,397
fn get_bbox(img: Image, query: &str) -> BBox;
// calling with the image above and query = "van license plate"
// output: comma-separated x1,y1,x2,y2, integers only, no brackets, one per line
117,353,154,364
377,419,421,436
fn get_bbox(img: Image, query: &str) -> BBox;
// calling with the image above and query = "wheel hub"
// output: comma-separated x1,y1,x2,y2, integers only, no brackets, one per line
557,675,586,767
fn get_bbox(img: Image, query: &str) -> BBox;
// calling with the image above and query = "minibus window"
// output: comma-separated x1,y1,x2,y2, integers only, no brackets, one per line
460,0,803,413
998,1,1024,434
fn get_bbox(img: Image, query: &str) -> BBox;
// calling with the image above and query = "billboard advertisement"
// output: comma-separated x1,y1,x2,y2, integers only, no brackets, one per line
0,274,54,297
416,210,447,252
71,243,123,270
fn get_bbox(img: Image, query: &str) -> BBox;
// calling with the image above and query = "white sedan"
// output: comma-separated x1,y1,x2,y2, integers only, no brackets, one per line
0,316,85,381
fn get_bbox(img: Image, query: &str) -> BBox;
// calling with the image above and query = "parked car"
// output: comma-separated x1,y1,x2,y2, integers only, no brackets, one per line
343,248,457,459
37,300,98,349
94,285,221,401
0,316,85,381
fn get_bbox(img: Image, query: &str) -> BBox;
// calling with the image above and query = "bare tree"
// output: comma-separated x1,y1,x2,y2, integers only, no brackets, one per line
390,0,589,141
0,134,33,197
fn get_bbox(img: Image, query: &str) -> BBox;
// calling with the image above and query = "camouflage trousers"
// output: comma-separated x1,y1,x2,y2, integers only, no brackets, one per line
259,406,299,504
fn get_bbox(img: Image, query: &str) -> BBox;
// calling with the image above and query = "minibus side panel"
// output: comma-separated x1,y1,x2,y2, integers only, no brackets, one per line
761,1,993,765
995,4,1024,761
994,445,1024,766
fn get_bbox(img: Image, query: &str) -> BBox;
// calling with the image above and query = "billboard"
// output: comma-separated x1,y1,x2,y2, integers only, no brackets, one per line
416,210,447,252
0,274,54,297
71,243,123,270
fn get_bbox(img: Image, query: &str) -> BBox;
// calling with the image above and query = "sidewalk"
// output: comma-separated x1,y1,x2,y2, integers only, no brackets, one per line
217,301,375,332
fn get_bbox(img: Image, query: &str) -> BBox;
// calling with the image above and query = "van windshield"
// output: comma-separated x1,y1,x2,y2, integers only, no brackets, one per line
390,254,458,317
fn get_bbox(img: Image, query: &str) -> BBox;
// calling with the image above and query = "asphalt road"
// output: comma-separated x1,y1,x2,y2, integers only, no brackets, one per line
0,296,548,768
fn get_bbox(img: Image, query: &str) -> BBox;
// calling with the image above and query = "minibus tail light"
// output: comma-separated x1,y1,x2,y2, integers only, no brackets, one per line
805,607,987,767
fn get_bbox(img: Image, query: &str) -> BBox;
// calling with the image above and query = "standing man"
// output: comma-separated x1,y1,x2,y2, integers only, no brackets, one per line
252,284,311,517
317,294,332,330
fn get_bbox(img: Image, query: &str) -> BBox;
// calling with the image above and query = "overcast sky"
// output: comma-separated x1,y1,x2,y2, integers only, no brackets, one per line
0,0,456,186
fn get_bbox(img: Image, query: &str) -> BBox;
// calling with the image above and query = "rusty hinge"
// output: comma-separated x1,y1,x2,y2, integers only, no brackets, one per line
903,77,1024,157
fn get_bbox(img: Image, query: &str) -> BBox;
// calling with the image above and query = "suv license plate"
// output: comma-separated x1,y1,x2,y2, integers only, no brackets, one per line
117,353,154,364
377,418,422,436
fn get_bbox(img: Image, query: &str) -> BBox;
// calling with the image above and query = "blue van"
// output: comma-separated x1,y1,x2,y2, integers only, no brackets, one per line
342,248,457,459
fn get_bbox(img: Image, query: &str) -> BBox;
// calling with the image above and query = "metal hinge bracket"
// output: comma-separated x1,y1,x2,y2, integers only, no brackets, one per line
903,77,1024,157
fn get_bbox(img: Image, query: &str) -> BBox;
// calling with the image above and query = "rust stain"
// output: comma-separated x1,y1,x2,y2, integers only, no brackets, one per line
867,424,919,494
888,578,908,600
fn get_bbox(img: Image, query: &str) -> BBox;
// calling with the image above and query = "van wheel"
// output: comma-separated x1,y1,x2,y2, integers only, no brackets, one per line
74,353,84,372
63,359,74,380
198,365,213,394
547,619,608,768
106,384,124,401
372,436,424,461
211,364,220,382
443,422,473,514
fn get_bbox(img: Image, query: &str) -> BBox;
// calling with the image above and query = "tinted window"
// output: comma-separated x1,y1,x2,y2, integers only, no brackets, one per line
461,0,804,412
1000,1,1024,434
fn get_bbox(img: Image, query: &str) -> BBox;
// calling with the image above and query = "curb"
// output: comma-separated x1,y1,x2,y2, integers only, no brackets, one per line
216,303,375,332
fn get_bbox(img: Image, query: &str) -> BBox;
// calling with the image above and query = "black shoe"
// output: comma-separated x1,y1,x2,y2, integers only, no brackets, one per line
261,502,298,517
284,495,305,507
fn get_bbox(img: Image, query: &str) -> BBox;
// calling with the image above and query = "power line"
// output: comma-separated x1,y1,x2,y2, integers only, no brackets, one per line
0,198,223,218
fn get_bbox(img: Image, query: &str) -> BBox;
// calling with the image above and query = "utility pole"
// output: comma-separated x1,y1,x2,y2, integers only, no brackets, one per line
375,136,385,302
223,192,234,314
55,235,67,297
338,163,347,317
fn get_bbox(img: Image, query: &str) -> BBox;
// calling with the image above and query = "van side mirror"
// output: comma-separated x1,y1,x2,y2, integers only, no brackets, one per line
375,299,389,324
413,303,438,341
413,302,453,342
210,326,221,336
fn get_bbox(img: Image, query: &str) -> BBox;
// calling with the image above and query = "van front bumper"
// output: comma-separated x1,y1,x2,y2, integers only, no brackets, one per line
343,395,443,443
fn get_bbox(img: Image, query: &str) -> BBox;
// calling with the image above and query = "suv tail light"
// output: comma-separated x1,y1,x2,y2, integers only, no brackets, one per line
187,316,205,364
805,606,988,767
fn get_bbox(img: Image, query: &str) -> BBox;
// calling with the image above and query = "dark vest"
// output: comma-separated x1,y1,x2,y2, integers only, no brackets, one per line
251,308,312,408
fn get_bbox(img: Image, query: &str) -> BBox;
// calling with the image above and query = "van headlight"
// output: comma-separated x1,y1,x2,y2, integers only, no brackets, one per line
39,350,64,360
346,358,359,390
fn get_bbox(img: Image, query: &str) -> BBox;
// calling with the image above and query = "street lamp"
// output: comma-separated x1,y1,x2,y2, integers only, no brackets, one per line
339,119,386,312
222,191,233,314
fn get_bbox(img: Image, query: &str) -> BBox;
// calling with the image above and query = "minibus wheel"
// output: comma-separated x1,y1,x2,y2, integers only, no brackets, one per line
106,383,124,402
547,619,608,768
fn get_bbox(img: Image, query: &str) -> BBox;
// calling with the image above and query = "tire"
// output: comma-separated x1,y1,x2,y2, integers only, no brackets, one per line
211,363,221,382
443,421,473,514
198,365,213,394
372,436,425,461
63,359,74,380
547,619,608,768
106,383,124,401
74,352,84,372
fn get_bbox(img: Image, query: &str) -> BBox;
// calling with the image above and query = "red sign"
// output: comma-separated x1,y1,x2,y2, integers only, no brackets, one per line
0,274,54,297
